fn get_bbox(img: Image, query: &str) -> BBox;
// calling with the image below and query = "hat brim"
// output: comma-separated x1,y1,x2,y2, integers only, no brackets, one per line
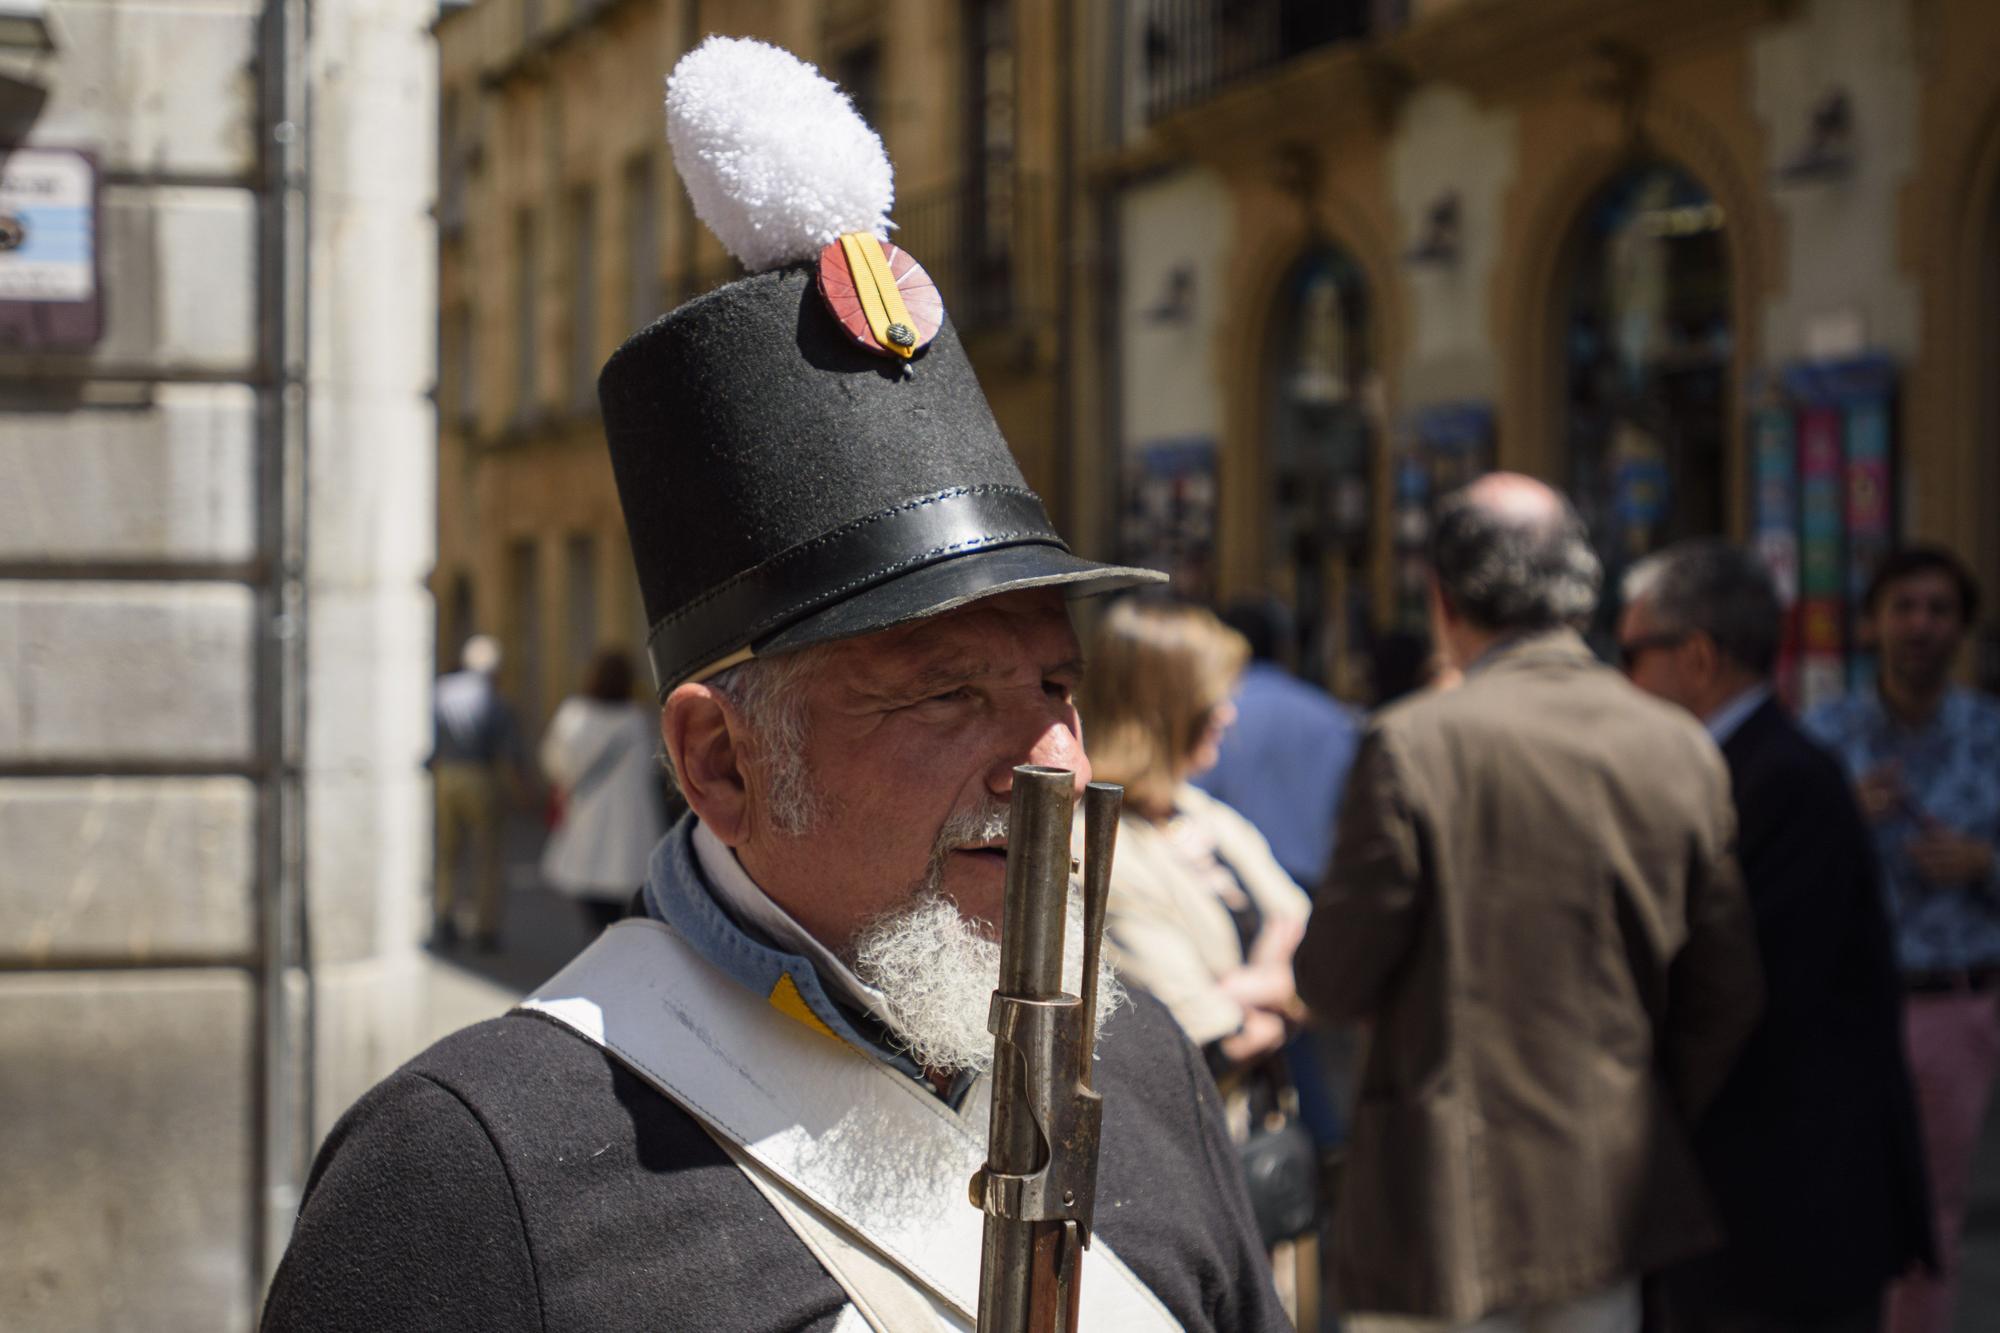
751,543,1166,660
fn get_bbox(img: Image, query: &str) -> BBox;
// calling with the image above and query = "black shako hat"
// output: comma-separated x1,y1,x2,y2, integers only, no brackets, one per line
604,38,1162,694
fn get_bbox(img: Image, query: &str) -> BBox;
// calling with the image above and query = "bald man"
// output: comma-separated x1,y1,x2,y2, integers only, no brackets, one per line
1296,475,1763,1333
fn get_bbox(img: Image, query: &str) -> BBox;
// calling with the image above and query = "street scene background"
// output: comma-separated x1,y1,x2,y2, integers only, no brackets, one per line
5,0,2000,1327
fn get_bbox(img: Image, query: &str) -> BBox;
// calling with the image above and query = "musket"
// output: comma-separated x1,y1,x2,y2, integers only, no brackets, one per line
969,766,1122,1333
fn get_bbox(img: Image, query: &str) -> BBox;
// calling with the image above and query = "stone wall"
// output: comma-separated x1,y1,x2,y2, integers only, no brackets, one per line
0,1,436,1327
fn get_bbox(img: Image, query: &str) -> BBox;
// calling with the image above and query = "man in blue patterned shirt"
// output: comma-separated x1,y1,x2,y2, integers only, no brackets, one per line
1805,545,2000,1333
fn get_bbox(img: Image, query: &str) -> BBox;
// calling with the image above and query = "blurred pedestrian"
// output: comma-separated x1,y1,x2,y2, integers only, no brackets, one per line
431,634,530,948
1199,596,1362,891
1368,629,1441,707
538,649,665,934
1198,596,1365,1173
1296,473,1763,1333
1079,597,1320,1320
1804,545,2000,1333
1621,539,1931,1333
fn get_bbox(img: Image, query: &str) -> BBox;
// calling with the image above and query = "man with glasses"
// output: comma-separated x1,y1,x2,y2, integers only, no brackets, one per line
1621,539,1930,1333
1804,545,2000,1333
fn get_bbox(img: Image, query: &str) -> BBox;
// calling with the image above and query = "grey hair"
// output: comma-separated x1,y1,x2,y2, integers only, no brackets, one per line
1429,487,1602,632
1621,539,1781,676
664,646,830,835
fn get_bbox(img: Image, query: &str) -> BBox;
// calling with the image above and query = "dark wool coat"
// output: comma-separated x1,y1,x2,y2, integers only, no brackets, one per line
261,990,1289,1332
1668,699,1933,1320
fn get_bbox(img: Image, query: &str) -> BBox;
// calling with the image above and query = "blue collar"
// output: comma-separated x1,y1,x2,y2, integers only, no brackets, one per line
639,815,968,1100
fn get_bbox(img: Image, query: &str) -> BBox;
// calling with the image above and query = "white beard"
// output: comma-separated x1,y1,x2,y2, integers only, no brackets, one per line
849,890,1126,1077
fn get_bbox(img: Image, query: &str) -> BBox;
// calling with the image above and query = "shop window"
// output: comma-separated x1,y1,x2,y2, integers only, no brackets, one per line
1563,162,1730,632
1265,246,1375,693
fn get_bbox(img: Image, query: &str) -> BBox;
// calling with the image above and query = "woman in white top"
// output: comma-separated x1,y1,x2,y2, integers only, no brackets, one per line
1079,597,1319,1323
538,650,665,932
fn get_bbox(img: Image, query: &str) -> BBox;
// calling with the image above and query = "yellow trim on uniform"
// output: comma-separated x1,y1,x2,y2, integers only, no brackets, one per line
769,972,840,1040
838,232,918,360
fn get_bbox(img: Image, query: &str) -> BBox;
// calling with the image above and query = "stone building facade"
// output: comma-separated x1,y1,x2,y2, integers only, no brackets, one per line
0,1,436,1327
1101,0,2000,698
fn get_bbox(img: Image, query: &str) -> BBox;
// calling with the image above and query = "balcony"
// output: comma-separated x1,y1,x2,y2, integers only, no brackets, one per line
1142,0,1397,122
893,175,1050,337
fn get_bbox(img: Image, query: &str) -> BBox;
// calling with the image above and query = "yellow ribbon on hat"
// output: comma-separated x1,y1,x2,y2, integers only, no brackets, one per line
838,232,919,360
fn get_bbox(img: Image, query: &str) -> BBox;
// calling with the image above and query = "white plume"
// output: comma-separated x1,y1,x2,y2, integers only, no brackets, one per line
665,36,894,273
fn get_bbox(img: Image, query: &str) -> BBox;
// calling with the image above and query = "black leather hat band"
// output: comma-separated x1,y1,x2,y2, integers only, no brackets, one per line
647,484,1063,688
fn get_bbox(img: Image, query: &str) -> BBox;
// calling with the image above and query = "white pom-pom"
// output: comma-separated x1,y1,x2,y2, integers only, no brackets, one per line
666,37,894,273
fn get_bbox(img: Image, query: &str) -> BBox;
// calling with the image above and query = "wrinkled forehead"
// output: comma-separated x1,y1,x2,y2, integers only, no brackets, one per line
823,588,1079,680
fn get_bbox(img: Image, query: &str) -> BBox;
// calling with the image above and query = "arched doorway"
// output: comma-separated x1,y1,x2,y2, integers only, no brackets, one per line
1561,162,1732,632
1263,245,1375,693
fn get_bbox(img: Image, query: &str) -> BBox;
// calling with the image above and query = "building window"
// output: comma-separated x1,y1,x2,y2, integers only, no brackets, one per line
447,303,477,427
965,0,1016,323
624,153,660,331
831,40,883,134
565,533,599,691
514,208,539,422
569,185,597,411
440,88,467,236
1563,161,1730,632
507,538,543,724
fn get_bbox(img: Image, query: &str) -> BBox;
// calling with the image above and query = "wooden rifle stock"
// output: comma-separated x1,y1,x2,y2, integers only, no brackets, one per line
970,767,1121,1333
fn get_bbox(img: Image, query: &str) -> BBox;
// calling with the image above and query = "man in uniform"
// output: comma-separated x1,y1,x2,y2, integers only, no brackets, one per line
262,37,1288,1333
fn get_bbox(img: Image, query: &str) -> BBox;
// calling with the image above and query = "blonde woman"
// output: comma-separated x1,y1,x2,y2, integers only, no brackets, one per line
1080,598,1320,1318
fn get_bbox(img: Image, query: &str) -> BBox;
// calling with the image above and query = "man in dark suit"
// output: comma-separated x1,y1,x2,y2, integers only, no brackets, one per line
1297,475,1764,1332
1621,538,1932,1333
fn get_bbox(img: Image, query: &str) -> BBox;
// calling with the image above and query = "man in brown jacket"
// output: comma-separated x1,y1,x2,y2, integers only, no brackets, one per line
1297,474,1763,1333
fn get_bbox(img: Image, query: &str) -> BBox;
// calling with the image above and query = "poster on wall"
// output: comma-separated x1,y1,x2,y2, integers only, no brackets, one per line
1119,435,1217,602
1751,355,1898,712
0,147,103,349
1391,403,1494,629
1750,402,1800,699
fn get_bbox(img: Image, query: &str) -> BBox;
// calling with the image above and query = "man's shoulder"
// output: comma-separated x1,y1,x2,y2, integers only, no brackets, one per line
1732,704,1855,805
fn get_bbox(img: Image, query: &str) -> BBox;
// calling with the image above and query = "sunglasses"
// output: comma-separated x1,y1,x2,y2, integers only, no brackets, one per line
1617,632,1686,672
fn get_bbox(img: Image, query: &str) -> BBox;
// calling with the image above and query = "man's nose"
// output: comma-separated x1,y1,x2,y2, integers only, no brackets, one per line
988,705,1091,797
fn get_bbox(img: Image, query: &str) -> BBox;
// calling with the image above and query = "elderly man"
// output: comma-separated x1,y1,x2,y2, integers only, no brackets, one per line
263,38,1287,1333
1621,539,1930,1333
1805,545,2000,1333
1294,475,1763,1333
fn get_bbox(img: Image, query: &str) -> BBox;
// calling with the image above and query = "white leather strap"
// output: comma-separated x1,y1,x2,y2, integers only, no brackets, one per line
520,919,1176,1331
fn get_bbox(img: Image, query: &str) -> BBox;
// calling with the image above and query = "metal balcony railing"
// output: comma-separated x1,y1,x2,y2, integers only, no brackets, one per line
1142,0,1393,122
893,174,1050,336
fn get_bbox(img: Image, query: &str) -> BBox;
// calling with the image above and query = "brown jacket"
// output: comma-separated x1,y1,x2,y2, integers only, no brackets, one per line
1296,630,1763,1323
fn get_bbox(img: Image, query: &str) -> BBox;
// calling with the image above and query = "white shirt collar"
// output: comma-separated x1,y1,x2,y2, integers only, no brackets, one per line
1704,683,1773,745
690,819,893,1025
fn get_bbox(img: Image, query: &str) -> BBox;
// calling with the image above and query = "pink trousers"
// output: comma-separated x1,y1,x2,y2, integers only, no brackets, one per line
1885,990,2000,1333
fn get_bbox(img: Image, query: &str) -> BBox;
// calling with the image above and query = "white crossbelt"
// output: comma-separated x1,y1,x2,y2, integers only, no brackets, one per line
520,919,1180,1333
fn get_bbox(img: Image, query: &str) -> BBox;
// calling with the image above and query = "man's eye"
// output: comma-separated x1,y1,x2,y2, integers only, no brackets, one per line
1044,679,1075,703
928,687,975,705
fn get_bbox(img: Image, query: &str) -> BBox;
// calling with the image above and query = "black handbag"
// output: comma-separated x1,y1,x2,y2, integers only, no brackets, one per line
1239,1105,1319,1246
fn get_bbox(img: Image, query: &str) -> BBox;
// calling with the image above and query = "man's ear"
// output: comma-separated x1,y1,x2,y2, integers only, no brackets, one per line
1686,631,1720,683
663,683,751,846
